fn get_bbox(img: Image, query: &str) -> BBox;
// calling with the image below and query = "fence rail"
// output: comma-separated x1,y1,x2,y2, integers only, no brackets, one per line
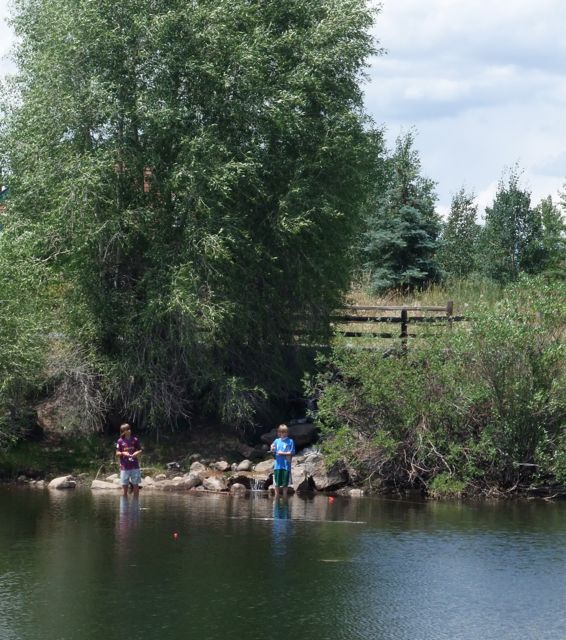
332,301,465,343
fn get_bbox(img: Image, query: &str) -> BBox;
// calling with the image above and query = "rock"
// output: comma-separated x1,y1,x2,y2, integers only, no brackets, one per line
254,460,274,474
187,453,201,463
105,474,119,482
260,423,319,448
231,463,238,472
143,476,155,485
155,474,167,481
213,461,230,472
34,480,46,489
348,489,364,498
227,475,252,489
290,469,315,493
17,475,28,484
303,453,347,490
203,477,227,492
48,475,76,490
166,461,182,472
91,479,119,490
230,483,248,496
189,461,208,475
237,459,253,472
235,444,265,461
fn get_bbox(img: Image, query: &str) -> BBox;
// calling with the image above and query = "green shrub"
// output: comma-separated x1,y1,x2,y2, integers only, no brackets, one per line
309,275,565,496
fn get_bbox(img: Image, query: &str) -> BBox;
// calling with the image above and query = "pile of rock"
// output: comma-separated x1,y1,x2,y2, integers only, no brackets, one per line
89,449,353,496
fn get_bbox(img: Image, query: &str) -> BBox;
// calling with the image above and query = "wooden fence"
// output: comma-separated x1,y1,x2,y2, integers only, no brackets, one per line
331,302,466,344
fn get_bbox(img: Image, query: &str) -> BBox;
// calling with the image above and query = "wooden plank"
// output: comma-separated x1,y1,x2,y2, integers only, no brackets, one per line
342,305,450,312
332,315,465,324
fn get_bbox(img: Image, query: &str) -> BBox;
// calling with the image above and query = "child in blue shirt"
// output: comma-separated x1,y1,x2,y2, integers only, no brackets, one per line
270,424,295,498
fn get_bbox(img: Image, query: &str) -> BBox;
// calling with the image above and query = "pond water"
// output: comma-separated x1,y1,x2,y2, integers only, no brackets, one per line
1,488,566,640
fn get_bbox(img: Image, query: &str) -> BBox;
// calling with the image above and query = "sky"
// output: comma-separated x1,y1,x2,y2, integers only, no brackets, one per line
1,0,565,215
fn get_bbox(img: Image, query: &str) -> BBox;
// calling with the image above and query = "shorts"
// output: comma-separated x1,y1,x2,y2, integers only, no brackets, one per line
273,468,290,487
120,468,141,486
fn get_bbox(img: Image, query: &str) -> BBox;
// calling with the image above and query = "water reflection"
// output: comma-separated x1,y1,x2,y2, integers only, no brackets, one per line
272,499,292,558
3,490,566,640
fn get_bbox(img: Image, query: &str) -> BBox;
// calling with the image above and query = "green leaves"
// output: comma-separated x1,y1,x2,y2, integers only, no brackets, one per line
312,276,566,494
1,0,380,432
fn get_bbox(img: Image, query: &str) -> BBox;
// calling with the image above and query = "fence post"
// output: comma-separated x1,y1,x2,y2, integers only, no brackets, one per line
400,308,408,350
447,300,454,329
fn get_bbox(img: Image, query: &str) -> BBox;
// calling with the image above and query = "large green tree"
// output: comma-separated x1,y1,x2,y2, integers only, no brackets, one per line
437,187,480,279
361,131,441,292
480,168,543,283
1,0,379,430
536,194,565,276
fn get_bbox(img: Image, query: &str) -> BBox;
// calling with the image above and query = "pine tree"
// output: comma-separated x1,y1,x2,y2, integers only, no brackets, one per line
362,132,441,292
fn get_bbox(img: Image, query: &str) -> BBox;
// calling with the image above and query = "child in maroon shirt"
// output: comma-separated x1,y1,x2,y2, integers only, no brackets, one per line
116,423,142,497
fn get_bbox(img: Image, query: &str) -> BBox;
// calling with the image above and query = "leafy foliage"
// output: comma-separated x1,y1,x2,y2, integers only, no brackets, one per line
309,276,565,495
480,168,544,283
437,187,480,278
1,0,380,432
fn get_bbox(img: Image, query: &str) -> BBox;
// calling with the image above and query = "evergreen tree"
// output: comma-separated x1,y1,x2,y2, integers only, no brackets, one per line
480,168,543,283
1,0,379,430
362,131,441,292
437,187,480,278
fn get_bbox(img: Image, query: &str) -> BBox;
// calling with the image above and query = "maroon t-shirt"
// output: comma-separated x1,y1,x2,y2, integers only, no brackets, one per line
116,436,141,470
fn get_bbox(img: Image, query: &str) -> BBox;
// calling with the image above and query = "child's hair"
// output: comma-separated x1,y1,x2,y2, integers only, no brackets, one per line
277,424,289,434
120,423,131,435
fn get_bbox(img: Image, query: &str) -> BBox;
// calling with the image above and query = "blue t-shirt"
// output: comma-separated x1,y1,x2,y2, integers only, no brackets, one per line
273,437,295,471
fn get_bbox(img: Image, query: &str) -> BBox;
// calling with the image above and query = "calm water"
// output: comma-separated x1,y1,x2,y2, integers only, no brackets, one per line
1,488,566,640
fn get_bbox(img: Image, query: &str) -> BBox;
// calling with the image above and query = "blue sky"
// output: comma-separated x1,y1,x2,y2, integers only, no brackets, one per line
365,0,566,215
1,0,565,215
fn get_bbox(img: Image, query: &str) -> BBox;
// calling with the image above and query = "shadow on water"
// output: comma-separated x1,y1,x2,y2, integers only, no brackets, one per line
1,488,566,639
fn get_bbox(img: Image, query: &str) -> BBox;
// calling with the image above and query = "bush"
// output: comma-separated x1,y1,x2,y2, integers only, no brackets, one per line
308,275,565,496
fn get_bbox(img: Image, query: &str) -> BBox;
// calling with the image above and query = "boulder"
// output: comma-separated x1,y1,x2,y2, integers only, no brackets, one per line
235,443,265,461
163,474,202,491
203,476,227,492
260,423,319,448
303,453,347,490
213,461,230,472
48,475,76,490
230,483,248,496
348,489,364,498
17,475,28,484
189,461,208,475
143,476,155,486
91,479,120,490
227,475,252,489
254,460,274,474
237,459,253,472
105,474,119,482
155,473,167,481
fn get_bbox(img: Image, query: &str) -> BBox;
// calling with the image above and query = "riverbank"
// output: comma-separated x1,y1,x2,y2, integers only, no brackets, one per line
3,431,566,501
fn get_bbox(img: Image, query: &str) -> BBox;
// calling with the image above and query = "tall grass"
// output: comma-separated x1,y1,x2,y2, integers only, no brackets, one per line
346,276,504,314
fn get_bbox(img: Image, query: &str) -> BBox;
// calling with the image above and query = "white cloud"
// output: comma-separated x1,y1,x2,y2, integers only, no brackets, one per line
366,0,566,211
